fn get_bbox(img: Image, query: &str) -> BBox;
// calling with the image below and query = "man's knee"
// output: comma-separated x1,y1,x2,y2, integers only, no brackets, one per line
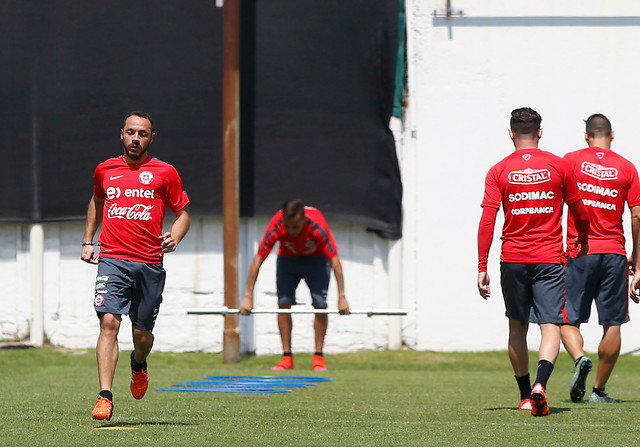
99,313,121,333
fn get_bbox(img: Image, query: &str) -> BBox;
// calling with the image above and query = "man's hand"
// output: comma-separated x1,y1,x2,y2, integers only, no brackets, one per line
630,272,640,304
575,239,589,258
477,272,491,299
80,244,99,264
159,232,177,253
338,294,350,315
238,295,253,315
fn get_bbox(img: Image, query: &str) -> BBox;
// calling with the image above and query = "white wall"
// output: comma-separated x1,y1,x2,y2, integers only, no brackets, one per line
0,219,409,354
4,1,640,355
406,0,640,354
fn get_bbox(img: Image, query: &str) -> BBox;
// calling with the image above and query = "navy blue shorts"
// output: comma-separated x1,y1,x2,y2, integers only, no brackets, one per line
94,257,166,330
565,254,629,326
500,262,565,325
276,255,331,308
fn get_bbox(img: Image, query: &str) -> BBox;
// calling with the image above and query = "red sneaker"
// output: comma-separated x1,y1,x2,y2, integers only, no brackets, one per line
312,355,327,371
531,383,549,416
271,356,294,370
130,369,149,400
518,398,533,411
92,396,113,420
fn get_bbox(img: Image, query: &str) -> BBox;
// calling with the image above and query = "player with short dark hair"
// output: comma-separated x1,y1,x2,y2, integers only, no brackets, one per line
82,111,191,420
561,113,640,403
477,107,590,416
239,199,350,371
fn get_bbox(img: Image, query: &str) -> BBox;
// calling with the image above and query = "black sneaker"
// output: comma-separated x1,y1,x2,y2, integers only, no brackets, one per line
570,357,592,403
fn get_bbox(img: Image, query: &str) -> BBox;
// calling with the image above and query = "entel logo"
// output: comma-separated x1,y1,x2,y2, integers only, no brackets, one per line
106,187,155,200
508,168,551,185
581,162,618,180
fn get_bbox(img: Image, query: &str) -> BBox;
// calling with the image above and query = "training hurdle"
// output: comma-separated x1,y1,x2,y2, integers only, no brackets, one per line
186,306,407,317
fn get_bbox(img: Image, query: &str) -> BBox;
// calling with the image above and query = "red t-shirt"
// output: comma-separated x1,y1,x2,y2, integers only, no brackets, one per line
481,148,582,264
564,146,640,257
257,207,338,259
94,155,190,264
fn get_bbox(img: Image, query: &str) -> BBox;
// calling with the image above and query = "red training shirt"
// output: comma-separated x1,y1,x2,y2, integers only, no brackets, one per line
481,148,582,264
257,207,338,259
94,155,190,264
564,146,640,258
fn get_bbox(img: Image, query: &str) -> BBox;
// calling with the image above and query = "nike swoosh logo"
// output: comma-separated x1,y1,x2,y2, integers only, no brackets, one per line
110,175,124,180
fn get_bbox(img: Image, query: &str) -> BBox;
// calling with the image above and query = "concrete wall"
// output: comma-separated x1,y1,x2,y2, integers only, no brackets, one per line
405,0,640,354
0,219,411,354
4,0,640,355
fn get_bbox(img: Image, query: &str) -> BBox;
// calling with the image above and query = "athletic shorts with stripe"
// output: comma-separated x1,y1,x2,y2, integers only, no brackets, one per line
93,257,166,330
565,253,629,326
276,255,331,308
500,262,565,326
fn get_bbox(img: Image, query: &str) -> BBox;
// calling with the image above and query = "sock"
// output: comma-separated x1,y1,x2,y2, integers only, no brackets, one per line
593,387,606,397
534,360,554,388
314,352,323,357
99,390,113,401
574,356,584,368
515,374,532,400
283,352,292,357
131,350,147,372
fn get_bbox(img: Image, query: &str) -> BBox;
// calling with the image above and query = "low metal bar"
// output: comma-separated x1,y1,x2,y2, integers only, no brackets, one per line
187,306,407,317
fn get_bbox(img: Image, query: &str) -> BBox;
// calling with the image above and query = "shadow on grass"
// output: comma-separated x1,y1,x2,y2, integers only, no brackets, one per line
94,421,197,428
560,398,640,404
0,343,35,350
484,406,572,414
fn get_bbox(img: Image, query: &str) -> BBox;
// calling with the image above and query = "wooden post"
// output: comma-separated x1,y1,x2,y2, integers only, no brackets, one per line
222,0,241,363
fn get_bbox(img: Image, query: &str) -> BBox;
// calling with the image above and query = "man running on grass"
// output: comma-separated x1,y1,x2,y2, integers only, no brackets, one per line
82,111,190,420
477,107,590,416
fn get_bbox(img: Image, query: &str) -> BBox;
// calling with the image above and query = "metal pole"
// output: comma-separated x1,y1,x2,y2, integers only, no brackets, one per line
187,307,408,317
222,0,241,363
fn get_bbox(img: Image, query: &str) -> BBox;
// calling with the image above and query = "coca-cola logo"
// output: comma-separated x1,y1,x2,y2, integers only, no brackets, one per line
107,203,153,221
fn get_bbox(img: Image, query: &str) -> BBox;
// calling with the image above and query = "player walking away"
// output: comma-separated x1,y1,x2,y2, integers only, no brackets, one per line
561,114,640,403
239,199,350,371
81,111,191,420
477,107,590,416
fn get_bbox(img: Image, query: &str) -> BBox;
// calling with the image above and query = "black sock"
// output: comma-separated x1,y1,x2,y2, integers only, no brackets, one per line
283,352,292,357
593,387,606,397
534,360,554,388
574,356,583,368
99,390,113,401
131,350,147,372
314,352,323,357
515,374,532,400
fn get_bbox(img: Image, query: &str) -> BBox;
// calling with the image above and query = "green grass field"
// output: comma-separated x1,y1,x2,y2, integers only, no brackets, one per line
2,347,640,446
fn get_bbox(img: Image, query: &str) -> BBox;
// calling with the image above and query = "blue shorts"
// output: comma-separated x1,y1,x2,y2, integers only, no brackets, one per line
565,254,629,326
500,262,565,325
94,257,166,330
276,255,331,308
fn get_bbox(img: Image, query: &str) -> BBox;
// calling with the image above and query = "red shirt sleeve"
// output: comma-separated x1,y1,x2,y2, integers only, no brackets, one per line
257,212,283,258
481,167,502,210
560,160,582,205
93,164,105,198
478,206,498,272
164,165,190,212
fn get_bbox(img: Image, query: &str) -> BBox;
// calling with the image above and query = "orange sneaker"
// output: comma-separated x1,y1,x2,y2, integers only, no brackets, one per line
531,383,549,416
312,354,327,371
271,356,294,370
130,369,149,400
518,398,533,411
92,396,113,420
